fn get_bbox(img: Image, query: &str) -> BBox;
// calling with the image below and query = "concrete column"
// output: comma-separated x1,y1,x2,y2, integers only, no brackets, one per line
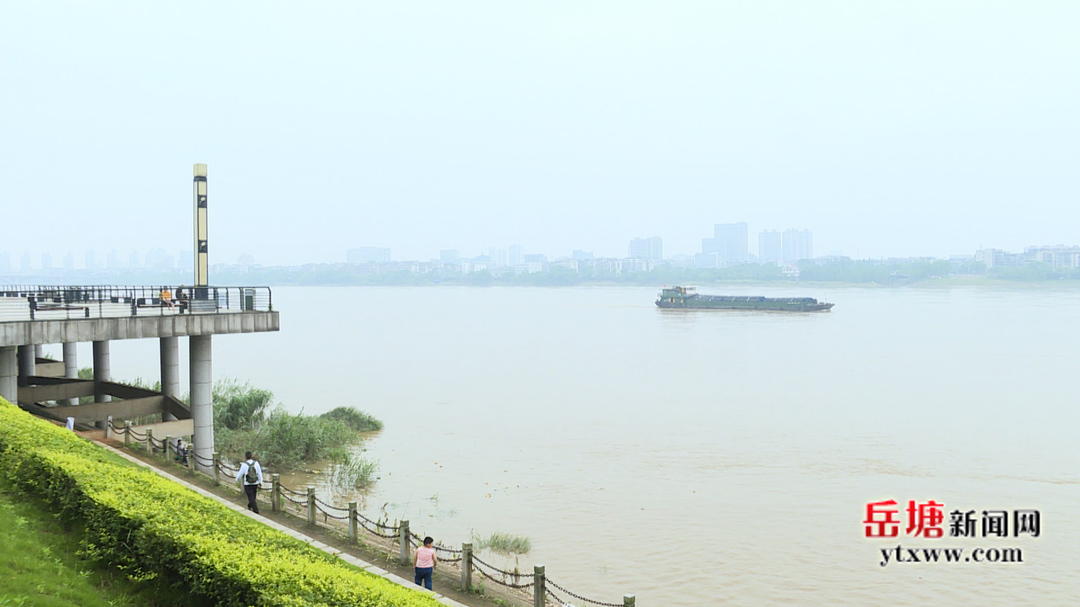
0,347,17,404
160,337,180,421
34,344,43,359
92,341,111,403
189,335,214,473
63,342,78,406
93,340,111,430
17,346,35,385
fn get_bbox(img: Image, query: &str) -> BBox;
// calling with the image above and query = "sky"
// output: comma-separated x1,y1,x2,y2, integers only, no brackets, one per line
1,1,1078,265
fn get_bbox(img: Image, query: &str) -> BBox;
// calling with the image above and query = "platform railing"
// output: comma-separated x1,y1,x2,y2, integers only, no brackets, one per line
0,285,273,322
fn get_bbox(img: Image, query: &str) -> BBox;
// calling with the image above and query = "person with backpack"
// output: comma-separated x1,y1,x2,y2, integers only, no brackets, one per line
235,451,263,514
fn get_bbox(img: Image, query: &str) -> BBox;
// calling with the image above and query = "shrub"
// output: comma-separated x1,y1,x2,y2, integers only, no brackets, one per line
213,379,274,431
320,407,383,432
247,407,358,469
0,398,442,607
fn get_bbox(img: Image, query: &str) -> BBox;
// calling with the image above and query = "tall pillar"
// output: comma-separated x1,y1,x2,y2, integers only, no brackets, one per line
189,335,213,472
63,342,78,406
193,163,209,286
160,337,180,421
17,346,35,385
34,344,43,359
93,340,111,430
0,347,17,404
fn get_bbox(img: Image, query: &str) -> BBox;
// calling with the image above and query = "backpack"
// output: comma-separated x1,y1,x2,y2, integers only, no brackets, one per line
244,461,258,484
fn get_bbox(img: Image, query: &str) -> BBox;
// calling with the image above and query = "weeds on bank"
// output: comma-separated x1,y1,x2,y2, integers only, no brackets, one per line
471,531,532,555
329,451,380,490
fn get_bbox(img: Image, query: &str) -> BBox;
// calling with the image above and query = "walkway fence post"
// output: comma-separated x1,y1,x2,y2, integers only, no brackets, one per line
461,542,473,592
624,594,636,607
533,565,545,607
145,429,153,456
106,416,113,440
124,421,131,448
164,436,172,462
348,502,358,544
272,475,281,513
188,444,196,475
399,520,410,566
306,488,316,526
213,452,220,485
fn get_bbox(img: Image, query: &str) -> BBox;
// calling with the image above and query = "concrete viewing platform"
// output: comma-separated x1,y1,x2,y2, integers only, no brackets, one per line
0,285,278,346
0,284,279,474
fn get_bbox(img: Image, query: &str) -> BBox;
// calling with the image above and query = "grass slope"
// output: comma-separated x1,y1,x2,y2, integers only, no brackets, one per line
0,478,174,607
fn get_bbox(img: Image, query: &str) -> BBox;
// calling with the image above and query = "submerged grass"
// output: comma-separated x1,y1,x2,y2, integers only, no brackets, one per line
329,452,380,490
471,531,532,555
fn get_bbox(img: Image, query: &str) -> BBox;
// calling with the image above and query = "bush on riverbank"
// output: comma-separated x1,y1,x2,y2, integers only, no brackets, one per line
0,398,443,607
211,381,382,473
321,406,384,432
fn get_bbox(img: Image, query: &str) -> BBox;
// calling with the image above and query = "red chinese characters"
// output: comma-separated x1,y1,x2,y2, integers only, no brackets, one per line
864,500,901,537
906,500,945,538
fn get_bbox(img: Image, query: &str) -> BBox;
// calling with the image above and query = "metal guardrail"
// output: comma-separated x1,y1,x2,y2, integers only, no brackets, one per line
0,285,273,322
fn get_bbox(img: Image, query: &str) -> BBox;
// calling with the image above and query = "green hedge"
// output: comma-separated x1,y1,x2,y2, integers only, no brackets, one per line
0,398,442,607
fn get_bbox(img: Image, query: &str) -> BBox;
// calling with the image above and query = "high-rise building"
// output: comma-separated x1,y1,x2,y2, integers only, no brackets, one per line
572,249,594,261
145,248,174,269
702,222,748,265
488,247,507,267
85,249,96,271
346,247,391,264
41,252,53,271
509,244,524,266
782,229,813,261
629,236,663,261
758,230,782,261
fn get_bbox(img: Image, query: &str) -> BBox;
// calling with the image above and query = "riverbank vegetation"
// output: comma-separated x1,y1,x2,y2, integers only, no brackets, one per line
72,372,381,482
211,380,381,483
471,531,532,555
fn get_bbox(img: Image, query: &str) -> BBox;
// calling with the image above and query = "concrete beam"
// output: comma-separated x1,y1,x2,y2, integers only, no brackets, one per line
0,311,279,347
19,379,95,403
49,395,168,425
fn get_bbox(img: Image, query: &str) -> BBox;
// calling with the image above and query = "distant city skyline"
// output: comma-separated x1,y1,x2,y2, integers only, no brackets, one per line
7,235,1080,275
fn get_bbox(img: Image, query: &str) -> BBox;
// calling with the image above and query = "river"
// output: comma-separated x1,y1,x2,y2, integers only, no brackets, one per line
88,285,1080,605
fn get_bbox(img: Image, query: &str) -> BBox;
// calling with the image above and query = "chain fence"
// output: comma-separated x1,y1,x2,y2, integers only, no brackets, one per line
106,422,631,606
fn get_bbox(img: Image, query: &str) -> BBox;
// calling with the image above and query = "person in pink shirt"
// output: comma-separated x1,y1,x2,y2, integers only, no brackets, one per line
413,536,438,590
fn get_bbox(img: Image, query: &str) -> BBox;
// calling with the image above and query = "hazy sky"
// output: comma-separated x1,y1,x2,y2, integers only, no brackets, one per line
2,2,1078,265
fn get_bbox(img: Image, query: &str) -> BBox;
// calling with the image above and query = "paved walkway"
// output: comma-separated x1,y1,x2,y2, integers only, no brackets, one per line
96,440,470,607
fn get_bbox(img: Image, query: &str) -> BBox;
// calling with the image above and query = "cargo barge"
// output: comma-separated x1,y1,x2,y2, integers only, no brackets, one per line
656,286,834,312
